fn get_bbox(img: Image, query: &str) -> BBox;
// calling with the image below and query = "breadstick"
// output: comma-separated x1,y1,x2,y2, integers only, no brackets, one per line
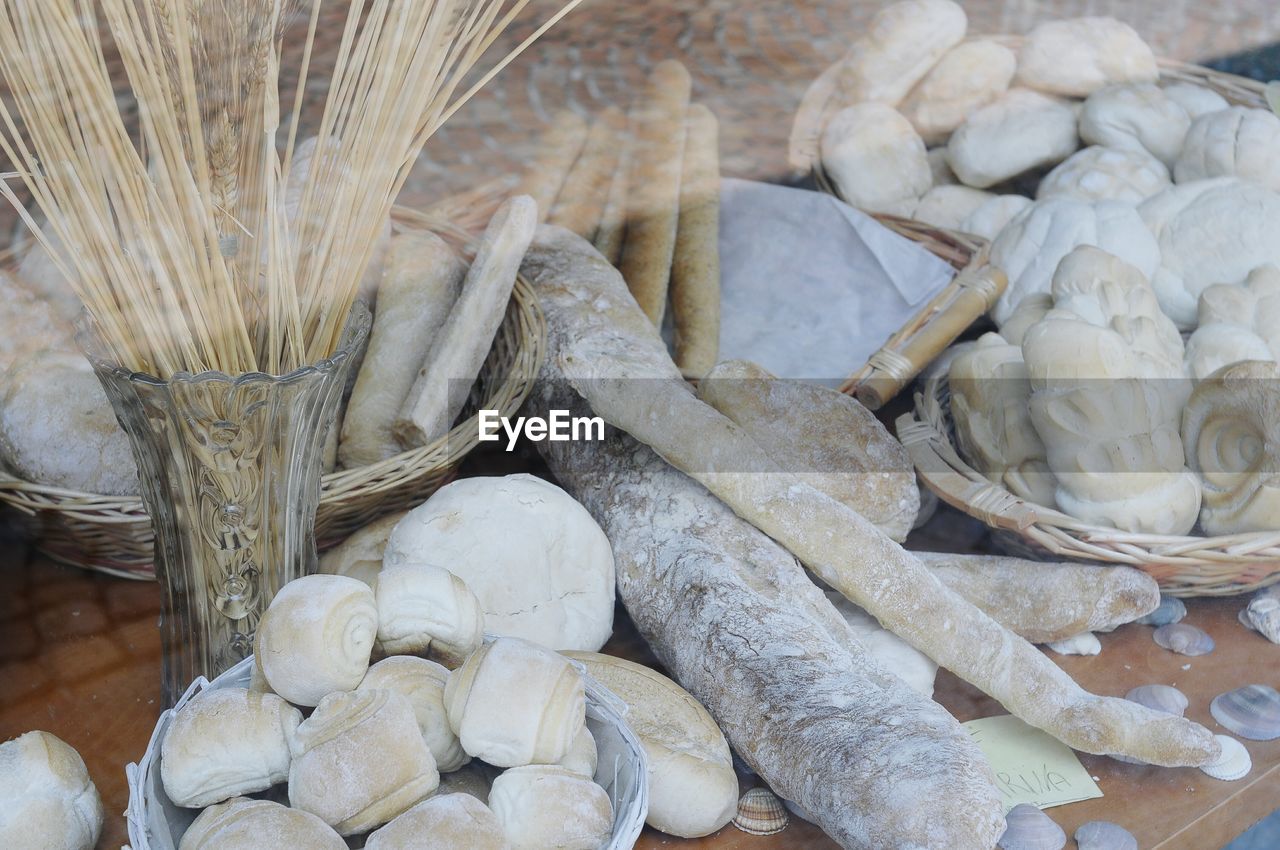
697,359,918,541
393,196,536,447
918,552,1161,644
519,225,1221,768
592,137,630,265
339,233,465,467
532,407,1005,849
547,106,624,239
670,104,721,379
618,60,691,324
516,110,590,223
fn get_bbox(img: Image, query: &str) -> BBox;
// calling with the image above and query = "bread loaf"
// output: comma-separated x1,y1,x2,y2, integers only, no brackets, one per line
359,656,469,772
366,793,508,850
489,765,613,850
0,731,102,850
178,798,345,850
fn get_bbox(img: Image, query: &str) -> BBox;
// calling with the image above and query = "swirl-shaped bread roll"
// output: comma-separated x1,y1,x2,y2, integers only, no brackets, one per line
257,575,378,707
0,731,103,850
489,765,613,850
161,688,302,808
444,638,585,768
374,565,484,664
178,798,345,850
359,656,469,772
366,794,508,850
289,689,439,835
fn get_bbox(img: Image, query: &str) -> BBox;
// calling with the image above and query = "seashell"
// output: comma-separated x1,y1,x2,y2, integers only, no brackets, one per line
1245,590,1280,645
1125,684,1189,717
1211,684,1280,741
1137,595,1186,626
1152,623,1215,656
1046,631,1101,656
1200,735,1252,781
732,787,788,836
997,803,1066,850
1075,820,1137,850
1240,607,1257,631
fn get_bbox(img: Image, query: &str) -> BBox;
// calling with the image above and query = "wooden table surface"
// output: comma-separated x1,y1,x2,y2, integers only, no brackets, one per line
2,515,1278,850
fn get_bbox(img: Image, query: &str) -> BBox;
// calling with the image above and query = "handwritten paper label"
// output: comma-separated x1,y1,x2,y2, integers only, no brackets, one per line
963,715,1103,813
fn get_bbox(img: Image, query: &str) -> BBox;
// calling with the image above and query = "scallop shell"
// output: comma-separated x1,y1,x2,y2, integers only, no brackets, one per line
1124,684,1188,717
1152,623,1215,656
1245,592,1280,644
1211,684,1280,741
1074,820,1137,850
1200,735,1252,781
997,803,1066,850
1137,595,1186,626
733,787,788,836
1046,631,1101,656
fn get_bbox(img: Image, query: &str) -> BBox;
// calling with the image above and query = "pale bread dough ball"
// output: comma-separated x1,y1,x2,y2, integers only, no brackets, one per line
178,797,345,850
0,731,102,850
256,574,378,707
366,793,508,850
374,564,484,664
385,474,615,651
359,656,470,772
1015,17,1157,97
0,273,72,375
835,0,967,106
444,638,585,768
0,349,137,495
489,765,613,850
959,194,1032,241
946,89,1078,188
912,185,997,230
820,103,931,214
160,688,302,808
1175,106,1280,192
557,726,598,778
1161,82,1229,119
565,652,738,838
1037,146,1171,203
289,689,440,836
317,510,406,586
899,40,1017,144
1078,83,1191,167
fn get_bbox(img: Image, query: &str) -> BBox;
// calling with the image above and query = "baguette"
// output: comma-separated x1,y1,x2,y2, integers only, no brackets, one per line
670,104,721,379
516,110,589,223
617,60,691,324
547,106,624,239
592,137,630,265
519,225,1220,768
394,197,535,447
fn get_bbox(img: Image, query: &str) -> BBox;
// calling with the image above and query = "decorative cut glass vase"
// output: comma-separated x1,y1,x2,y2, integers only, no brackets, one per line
82,307,370,705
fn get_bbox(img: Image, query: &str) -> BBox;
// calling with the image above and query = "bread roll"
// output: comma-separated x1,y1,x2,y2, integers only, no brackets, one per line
557,726,597,778
0,272,72,374
256,574,378,707
359,656,469,772
386,474,615,651
0,731,102,850
366,793,508,850
0,349,137,495
564,652,737,838
489,765,613,850
160,688,302,808
443,638,585,768
374,565,484,664
339,233,466,467
289,689,440,835
178,797,345,850
317,510,406,587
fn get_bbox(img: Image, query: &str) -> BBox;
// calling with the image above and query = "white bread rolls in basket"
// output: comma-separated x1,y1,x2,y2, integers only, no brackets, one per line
126,654,649,850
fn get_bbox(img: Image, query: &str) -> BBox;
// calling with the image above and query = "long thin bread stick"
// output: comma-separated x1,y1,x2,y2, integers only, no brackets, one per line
670,103,720,379
516,109,590,222
617,60,691,324
593,127,631,265
547,106,624,239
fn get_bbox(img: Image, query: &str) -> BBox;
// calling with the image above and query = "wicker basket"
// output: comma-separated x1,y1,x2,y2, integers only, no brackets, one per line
0,195,543,580
124,655,650,850
791,39,1270,410
898,357,1280,597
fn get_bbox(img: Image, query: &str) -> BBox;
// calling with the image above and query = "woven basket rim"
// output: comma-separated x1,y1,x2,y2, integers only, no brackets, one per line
900,359,1280,596
0,203,545,537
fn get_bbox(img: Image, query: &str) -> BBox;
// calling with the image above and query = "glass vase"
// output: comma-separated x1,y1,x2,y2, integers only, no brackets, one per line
81,307,370,705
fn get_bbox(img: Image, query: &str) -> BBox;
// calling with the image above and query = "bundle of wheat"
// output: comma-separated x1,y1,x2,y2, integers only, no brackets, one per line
0,0,580,377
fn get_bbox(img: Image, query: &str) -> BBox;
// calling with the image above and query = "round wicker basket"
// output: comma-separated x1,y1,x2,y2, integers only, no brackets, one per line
0,200,544,580
125,655,650,850
794,42,1277,595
